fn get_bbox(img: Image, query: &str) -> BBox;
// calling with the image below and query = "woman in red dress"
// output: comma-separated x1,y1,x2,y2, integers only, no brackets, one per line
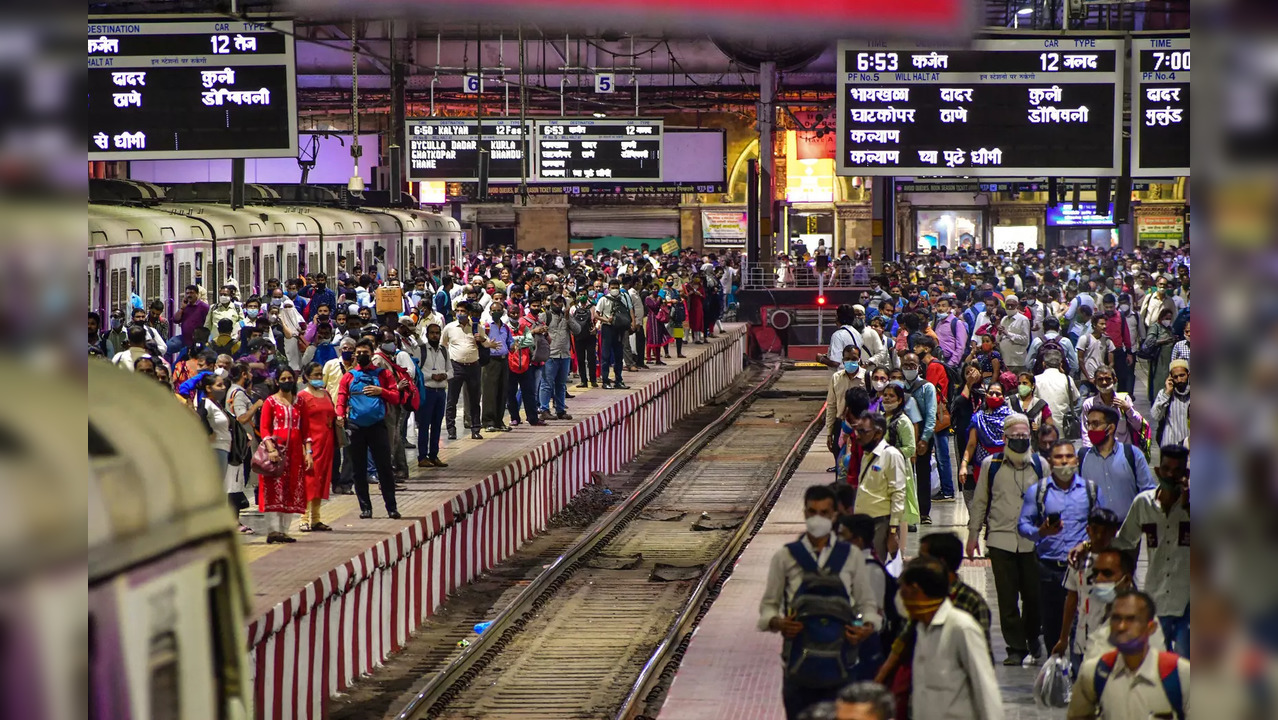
683,277,706,344
258,367,313,544
297,361,337,532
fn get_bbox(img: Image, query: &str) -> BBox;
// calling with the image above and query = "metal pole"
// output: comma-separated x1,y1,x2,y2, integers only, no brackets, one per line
817,272,825,343
518,26,528,206
759,61,776,260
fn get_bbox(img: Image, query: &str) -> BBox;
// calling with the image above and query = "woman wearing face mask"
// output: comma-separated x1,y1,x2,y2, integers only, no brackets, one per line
951,361,985,487
1009,372,1053,433
881,383,921,549
258,367,313,543
225,364,262,533
296,362,336,532
195,372,233,483
972,333,1003,384
958,381,1012,505
868,367,892,412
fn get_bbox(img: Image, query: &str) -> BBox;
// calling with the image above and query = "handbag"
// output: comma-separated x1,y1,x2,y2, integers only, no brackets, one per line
475,331,492,367
226,387,252,466
251,440,287,477
1060,379,1082,440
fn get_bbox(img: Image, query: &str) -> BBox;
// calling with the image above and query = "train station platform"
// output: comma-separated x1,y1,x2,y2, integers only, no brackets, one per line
242,326,747,720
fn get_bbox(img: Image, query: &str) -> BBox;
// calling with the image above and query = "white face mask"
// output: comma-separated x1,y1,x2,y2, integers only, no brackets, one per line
902,368,919,382
218,295,230,305
872,379,888,392
610,288,620,297
805,514,833,539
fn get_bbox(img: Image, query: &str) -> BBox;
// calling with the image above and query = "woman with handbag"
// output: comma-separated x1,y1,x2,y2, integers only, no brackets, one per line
256,367,313,544
297,362,337,532
1009,371,1054,434
225,364,262,534
644,292,670,366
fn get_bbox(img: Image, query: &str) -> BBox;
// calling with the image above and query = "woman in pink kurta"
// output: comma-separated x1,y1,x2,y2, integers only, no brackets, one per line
258,367,312,543
297,361,337,532
684,280,706,343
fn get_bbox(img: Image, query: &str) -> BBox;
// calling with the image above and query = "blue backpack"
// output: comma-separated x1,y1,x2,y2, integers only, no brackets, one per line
1094,650,1184,720
346,369,386,428
782,539,859,689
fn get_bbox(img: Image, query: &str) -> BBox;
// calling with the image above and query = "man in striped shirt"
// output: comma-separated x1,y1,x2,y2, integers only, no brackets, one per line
1150,359,1190,448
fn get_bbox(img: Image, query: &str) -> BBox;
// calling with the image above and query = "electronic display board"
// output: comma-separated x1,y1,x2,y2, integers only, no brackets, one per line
1131,36,1189,177
88,16,298,160
534,118,662,182
836,38,1123,177
405,118,531,182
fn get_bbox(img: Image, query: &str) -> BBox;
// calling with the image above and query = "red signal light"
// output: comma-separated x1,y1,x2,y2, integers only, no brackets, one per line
817,295,827,306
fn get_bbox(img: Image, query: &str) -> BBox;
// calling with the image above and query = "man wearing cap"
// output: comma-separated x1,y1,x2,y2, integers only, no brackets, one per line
998,294,1032,374
205,282,245,334
1150,359,1190,448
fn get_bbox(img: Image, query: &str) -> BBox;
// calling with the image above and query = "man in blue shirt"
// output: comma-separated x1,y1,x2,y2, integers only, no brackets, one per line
307,273,336,321
480,302,514,432
1079,405,1156,522
434,275,456,325
1018,439,1099,662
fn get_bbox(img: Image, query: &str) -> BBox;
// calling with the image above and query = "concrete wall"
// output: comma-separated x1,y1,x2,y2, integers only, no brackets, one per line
516,206,569,253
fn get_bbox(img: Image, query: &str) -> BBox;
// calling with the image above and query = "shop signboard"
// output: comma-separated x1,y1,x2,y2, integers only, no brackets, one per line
836,37,1124,177
1137,211,1185,243
702,210,748,240
1046,202,1115,226
1131,36,1189,177
88,16,298,160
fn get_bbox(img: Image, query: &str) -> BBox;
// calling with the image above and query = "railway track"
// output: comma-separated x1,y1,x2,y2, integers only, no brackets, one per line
395,364,828,720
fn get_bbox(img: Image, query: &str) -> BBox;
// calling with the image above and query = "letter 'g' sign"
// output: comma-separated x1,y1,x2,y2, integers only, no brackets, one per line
594,73,615,94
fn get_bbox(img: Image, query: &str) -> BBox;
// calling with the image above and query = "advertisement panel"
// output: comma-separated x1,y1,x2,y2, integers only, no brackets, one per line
702,210,747,240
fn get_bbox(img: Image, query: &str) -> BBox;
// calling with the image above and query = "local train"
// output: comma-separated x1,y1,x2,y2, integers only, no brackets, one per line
88,360,253,720
89,181,463,321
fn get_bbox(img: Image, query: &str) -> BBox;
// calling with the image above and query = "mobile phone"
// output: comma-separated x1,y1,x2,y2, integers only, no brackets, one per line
1047,512,1062,525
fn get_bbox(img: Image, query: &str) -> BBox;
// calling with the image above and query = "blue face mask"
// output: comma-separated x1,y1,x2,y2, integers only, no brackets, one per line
309,378,325,388
843,361,860,374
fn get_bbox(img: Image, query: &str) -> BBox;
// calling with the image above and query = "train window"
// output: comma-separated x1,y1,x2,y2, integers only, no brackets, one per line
237,258,252,298
147,631,181,720
326,253,336,277
130,256,140,297
110,268,125,313
177,263,192,294
308,252,318,277
345,250,355,272
286,254,298,281
145,266,161,307
363,248,372,272
263,256,276,287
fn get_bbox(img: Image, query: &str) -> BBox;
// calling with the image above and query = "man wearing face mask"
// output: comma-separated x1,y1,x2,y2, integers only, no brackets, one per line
825,345,866,474
103,309,129,357
205,282,245,334
479,302,514,433
896,557,1003,720
819,304,867,370
1018,440,1100,664
441,301,496,441
1067,590,1190,720
966,413,1047,666
898,353,938,525
1078,406,1156,523
1150,360,1190,449
758,484,882,719
335,338,402,519
851,412,908,560
1112,444,1191,658
417,321,452,468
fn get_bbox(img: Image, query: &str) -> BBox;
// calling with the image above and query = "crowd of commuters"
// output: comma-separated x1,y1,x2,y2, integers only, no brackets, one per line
764,241,1195,719
89,243,739,539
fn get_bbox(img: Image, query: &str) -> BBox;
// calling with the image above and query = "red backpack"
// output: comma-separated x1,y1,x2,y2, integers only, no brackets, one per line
508,346,532,374
377,352,420,411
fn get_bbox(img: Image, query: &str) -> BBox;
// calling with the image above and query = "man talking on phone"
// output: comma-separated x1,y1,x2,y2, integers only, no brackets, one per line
1018,440,1099,663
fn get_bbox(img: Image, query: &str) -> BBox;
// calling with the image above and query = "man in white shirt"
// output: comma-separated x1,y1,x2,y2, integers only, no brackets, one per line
819,304,866,370
966,413,1047,665
416,321,452,468
1035,350,1079,428
758,484,881,720
998,295,1032,373
900,556,1003,720
111,325,151,371
441,301,496,441
1068,590,1190,720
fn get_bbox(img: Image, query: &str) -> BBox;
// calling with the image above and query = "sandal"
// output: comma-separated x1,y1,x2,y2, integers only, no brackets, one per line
238,524,255,534
311,522,333,532
298,522,312,533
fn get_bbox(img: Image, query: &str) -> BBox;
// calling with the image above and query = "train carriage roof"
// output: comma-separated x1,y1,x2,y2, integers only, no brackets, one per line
89,204,212,249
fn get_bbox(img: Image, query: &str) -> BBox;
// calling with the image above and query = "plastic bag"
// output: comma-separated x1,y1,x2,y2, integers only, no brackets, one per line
1033,653,1073,709
885,550,904,578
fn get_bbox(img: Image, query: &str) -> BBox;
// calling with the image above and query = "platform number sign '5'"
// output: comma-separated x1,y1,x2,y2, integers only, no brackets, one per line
594,73,615,94
464,73,483,94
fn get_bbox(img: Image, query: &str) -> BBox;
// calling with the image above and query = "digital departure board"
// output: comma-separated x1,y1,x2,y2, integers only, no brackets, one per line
1131,36,1189,177
88,17,298,160
836,38,1123,177
534,119,663,182
405,118,532,182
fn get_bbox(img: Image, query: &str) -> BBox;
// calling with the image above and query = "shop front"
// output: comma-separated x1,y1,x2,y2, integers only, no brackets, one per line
913,207,987,252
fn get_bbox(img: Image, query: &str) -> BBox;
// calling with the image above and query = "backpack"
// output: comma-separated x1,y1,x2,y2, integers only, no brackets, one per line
1078,442,1137,483
1032,336,1067,375
1033,477,1098,526
409,354,429,400
610,295,632,329
210,333,239,357
378,351,420,411
1135,332,1162,361
867,554,904,646
935,316,962,364
983,452,1046,538
1125,404,1153,460
782,539,860,689
671,301,687,325
1094,650,1184,720
572,305,593,335
346,369,387,428
1172,306,1190,339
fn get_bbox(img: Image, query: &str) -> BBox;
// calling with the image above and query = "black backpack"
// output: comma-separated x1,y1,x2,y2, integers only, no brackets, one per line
672,301,687,324
867,554,904,646
572,305,593,335
1032,336,1068,375
610,295,632,329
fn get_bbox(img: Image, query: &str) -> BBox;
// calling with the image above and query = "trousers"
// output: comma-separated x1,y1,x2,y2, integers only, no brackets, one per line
539,357,571,414
601,325,625,383
1038,558,1068,658
348,421,398,514
988,547,1042,657
416,387,446,460
933,428,954,496
914,436,934,519
575,334,597,383
480,358,510,428
446,360,482,433
507,368,539,423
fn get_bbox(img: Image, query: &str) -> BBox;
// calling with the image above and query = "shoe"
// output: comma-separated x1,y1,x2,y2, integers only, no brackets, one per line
447,431,458,441
577,383,589,389
613,382,630,390
827,466,837,473
655,360,667,366
921,516,933,525
359,510,373,519
388,511,402,520
418,458,434,468
934,494,956,502
484,426,501,433
470,431,484,440
298,522,312,533
529,420,548,427
677,354,686,359
591,381,599,388
601,382,613,389
405,441,416,449
565,392,574,399
555,412,573,421
430,457,449,468
394,483,408,491
908,524,918,533
311,522,333,532
539,410,552,421
498,425,513,432
394,471,409,480
1002,653,1027,667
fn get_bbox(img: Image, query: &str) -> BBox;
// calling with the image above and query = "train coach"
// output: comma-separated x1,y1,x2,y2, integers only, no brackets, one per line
88,182,462,321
